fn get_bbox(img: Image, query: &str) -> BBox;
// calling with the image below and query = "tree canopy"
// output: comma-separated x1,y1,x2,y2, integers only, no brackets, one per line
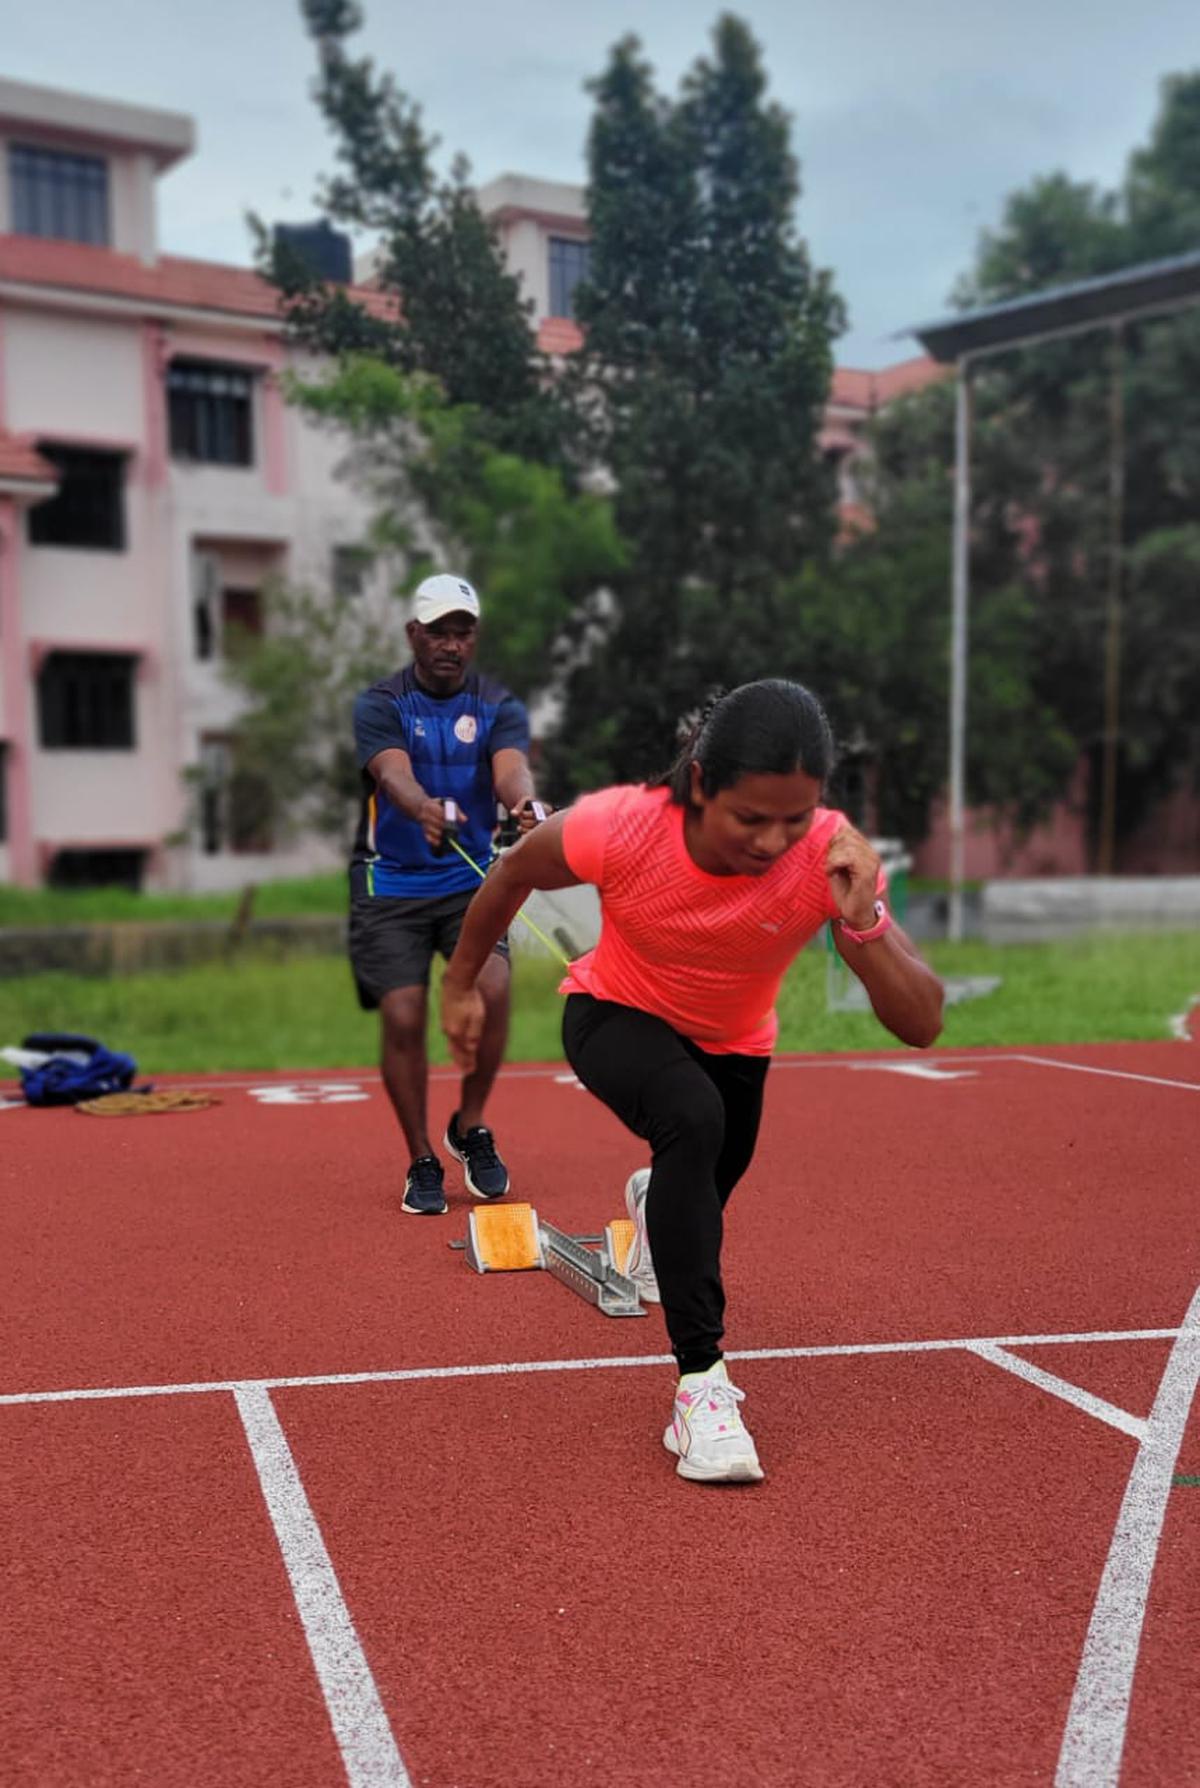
820,70,1200,854
546,16,844,793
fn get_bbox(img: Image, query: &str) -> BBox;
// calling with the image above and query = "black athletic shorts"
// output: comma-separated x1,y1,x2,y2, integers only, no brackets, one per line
348,890,510,1010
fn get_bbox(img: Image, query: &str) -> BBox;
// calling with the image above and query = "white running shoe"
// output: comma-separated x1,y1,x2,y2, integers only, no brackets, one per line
662,1360,764,1483
623,1168,660,1303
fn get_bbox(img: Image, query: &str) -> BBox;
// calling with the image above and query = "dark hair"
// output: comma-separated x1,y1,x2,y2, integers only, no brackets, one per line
652,679,836,807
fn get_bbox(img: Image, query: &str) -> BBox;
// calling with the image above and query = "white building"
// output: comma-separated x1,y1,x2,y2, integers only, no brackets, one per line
0,78,939,891
0,77,398,891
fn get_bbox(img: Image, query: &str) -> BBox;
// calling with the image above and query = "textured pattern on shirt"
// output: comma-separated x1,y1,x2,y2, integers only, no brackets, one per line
560,784,847,1055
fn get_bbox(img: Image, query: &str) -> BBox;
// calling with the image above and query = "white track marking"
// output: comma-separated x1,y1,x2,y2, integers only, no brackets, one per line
247,1084,370,1104
235,1387,410,1788
114,1049,1194,1098
849,1063,977,1081
967,1343,1147,1440
144,1054,1011,1093
1010,1054,1200,1093
0,1327,1184,1407
1055,1285,1200,1788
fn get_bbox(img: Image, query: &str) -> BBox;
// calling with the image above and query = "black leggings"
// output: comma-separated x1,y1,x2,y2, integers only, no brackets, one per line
561,993,769,1376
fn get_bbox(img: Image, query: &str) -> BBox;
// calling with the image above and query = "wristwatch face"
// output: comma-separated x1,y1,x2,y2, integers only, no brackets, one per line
842,899,888,940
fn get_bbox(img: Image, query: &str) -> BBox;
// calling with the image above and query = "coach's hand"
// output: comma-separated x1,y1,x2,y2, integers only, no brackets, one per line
515,798,554,835
417,797,464,851
441,973,485,1074
825,824,884,931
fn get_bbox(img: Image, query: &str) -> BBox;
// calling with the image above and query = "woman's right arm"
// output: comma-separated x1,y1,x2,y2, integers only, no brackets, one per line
441,813,582,1070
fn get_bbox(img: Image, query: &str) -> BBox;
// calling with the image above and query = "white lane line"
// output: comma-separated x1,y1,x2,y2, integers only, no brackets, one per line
0,1328,1184,1407
140,1053,1012,1093
235,1386,411,1788
1010,1053,1200,1093
967,1343,1147,1440
849,1063,977,1080
62,1049,1197,1099
1055,1285,1200,1788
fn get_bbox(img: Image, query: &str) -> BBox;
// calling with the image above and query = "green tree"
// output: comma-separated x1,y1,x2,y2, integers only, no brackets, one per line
264,0,564,463
217,357,623,843
827,71,1200,853
218,2,624,844
210,573,408,850
547,16,843,793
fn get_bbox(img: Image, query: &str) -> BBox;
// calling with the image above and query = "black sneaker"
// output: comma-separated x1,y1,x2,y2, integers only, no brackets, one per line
444,1113,510,1199
401,1154,448,1215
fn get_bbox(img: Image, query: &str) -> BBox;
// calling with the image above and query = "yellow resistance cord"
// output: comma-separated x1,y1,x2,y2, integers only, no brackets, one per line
445,833,572,969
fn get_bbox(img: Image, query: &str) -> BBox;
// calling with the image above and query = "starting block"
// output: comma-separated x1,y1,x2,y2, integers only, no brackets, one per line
463,1202,647,1318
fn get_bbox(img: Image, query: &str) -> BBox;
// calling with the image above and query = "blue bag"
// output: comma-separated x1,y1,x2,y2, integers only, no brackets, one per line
18,1032,139,1107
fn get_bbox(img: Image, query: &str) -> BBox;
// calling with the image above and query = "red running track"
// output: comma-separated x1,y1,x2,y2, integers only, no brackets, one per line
1,1041,1198,1786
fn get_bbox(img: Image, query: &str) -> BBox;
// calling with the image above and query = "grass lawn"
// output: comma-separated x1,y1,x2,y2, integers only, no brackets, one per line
1,929,1197,1079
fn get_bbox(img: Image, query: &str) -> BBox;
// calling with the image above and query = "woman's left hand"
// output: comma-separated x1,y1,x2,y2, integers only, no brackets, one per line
825,824,884,931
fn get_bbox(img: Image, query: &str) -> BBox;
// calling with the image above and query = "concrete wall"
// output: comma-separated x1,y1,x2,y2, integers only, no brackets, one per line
5,308,145,442
0,914,345,978
981,877,1200,943
912,784,1090,880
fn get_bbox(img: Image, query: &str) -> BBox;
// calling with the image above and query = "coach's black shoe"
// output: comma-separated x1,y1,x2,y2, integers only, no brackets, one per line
402,1155,448,1215
444,1113,510,1199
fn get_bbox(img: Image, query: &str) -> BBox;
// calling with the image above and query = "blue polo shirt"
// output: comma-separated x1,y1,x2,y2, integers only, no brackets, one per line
351,665,530,898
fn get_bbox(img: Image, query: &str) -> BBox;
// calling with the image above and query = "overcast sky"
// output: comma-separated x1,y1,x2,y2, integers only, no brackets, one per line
5,0,1198,366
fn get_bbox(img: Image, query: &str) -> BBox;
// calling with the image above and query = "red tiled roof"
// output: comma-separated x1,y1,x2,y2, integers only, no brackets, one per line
0,233,395,324
829,356,946,412
537,316,584,356
0,432,57,485
828,367,877,409
873,355,948,403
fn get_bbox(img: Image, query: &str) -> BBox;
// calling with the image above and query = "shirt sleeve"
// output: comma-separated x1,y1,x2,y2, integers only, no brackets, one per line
561,786,628,886
486,693,531,757
353,688,405,769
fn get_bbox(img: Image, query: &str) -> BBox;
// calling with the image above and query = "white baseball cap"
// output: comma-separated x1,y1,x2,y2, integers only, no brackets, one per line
412,573,481,626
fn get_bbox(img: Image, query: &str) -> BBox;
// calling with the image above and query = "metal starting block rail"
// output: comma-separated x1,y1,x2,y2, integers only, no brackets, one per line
460,1203,646,1318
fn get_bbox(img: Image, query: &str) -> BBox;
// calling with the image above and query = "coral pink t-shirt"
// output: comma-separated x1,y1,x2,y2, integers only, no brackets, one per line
559,783,850,1056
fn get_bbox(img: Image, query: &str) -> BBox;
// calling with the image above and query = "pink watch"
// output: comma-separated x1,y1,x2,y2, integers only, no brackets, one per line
837,899,893,944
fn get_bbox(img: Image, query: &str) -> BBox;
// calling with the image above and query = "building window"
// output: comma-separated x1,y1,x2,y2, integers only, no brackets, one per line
194,595,216,662
48,848,146,891
168,361,255,467
198,734,273,854
193,584,263,661
38,652,136,750
548,237,591,320
332,544,371,599
10,142,110,246
28,446,126,551
221,588,264,644
228,765,273,853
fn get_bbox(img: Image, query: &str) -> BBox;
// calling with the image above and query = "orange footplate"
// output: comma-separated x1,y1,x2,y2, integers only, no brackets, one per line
604,1218,635,1276
465,1202,545,1273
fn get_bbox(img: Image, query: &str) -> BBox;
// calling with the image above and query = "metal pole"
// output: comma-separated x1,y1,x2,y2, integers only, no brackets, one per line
947,359,972,942
1097,324,1125,876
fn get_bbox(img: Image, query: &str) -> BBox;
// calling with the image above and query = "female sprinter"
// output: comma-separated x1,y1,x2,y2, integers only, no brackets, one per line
441,680,943,1485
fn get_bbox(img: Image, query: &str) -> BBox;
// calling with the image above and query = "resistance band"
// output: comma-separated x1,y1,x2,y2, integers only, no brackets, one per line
444,832,572,969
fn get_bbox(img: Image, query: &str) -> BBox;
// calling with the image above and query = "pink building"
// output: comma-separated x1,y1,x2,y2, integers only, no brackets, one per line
0,86,939,891
0,76,397,891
